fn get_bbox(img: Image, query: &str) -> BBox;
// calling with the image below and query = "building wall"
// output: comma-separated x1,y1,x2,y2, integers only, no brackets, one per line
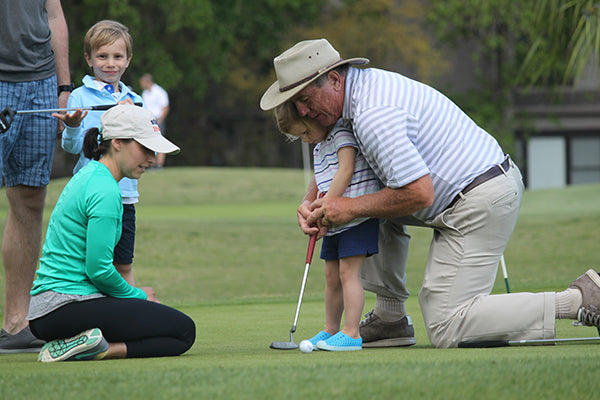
514,87,600,189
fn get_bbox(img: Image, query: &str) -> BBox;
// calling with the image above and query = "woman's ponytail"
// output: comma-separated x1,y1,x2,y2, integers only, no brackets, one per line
82,128,110,160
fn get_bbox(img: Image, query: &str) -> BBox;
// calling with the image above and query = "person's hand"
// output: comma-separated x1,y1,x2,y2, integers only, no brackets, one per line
52,108,88,128
307,196,354,230
140,287,160,303
297,200,320,236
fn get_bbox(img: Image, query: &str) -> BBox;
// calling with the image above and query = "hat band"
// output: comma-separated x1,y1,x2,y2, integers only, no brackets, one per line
279,59,343,93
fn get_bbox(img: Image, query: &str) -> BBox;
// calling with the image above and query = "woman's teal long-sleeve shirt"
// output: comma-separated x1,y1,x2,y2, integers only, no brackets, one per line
31,161,146,300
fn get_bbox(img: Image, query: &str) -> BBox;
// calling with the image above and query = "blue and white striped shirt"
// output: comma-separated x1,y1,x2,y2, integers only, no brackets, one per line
314,121,380,235
342,67,505,221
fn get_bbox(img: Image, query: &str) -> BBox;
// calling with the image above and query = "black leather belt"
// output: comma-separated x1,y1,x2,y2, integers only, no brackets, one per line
446,156,511,210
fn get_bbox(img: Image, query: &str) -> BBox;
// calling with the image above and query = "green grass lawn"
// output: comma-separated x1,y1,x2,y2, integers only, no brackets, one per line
1,167,599,399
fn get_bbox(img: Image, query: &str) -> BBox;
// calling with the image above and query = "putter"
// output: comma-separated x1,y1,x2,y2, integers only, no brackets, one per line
0,102,142,134
270,233,318,350
458,336,600,348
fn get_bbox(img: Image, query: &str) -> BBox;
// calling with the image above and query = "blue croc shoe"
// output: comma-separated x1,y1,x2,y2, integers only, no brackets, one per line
316,331,362,351
307,331,333,348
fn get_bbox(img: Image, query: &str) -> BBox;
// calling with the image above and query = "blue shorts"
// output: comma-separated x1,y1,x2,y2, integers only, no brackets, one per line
113,204,136,264
320,218,379,261
0,76,58,187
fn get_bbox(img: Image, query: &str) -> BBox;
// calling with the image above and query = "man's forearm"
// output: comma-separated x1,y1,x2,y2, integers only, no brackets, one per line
350,175,434,219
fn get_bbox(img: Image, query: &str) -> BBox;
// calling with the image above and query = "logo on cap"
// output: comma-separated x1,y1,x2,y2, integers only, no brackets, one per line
151,119,161,133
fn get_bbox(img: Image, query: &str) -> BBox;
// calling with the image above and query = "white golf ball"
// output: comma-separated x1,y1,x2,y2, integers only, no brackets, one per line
299,340,313,353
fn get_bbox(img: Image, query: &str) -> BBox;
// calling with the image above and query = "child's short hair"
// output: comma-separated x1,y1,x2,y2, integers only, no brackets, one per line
84,20,133,58
274,102,307,141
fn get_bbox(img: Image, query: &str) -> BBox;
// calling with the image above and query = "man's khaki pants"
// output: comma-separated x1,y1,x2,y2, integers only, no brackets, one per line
360,161,555,348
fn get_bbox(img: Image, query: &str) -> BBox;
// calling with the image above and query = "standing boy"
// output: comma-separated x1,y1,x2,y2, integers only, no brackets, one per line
57,20,143,286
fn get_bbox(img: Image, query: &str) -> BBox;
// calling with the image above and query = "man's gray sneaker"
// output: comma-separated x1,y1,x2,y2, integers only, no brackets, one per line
359,311,416,348
0,326,45,354
568,268,600,327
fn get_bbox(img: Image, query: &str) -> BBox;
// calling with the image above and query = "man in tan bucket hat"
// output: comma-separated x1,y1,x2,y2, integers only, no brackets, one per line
261,38,600,348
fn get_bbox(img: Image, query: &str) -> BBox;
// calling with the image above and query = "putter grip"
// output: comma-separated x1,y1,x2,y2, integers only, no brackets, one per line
458,340,510,348
304,192,324,264
91,102,143,111
306,234,317,264
0,107,15,134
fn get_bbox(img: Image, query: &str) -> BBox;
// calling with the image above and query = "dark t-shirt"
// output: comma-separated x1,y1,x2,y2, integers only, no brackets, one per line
0,0,56,82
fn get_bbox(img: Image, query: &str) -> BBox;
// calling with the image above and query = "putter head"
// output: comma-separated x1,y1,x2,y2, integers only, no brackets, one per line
269,328,300,349
269,341,299,350
0,107,15,134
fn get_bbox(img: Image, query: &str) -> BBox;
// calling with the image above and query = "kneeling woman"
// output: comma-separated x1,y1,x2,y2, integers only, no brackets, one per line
28,104,195,362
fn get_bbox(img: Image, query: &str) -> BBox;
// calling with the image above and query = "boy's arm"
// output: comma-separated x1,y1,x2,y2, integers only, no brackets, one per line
60,94,84,154
61,125,84,154
325,146,356,198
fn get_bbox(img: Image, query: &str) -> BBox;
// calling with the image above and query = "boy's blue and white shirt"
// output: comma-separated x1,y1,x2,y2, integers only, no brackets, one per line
314,120,381,236
61,75,144,199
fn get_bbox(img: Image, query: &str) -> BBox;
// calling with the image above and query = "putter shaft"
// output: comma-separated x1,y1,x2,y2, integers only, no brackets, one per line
290,234,317,332
270,233,318,350
459,336,600,348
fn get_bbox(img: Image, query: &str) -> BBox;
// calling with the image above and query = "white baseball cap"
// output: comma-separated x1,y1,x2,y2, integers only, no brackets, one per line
101,104,180,154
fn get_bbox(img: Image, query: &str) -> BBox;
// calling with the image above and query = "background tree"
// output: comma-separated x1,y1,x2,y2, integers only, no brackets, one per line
61,0,324,168
428,0,539,153
58,0,448,171
292,0,449,83
428,0,600,156
519,0,600,85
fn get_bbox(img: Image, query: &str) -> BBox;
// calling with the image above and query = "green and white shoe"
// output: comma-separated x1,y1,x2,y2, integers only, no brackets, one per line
39,328,109,362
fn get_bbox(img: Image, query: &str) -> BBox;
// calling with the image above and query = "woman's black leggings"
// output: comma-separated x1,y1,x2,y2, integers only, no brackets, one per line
29,297,195,358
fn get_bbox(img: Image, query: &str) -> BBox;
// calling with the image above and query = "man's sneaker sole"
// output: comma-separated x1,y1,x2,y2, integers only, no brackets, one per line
362,337,417,348
569,268,600,327
0,345,43,354
39,328,108,362
583,269,600,288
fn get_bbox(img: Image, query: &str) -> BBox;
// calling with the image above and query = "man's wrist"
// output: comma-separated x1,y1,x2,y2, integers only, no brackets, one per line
58,83,74,95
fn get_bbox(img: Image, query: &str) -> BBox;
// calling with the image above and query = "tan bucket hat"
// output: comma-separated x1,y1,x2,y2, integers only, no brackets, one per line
260,39,369,111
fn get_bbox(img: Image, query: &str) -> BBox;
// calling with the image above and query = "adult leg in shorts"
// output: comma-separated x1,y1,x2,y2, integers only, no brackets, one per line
1,77,57,335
